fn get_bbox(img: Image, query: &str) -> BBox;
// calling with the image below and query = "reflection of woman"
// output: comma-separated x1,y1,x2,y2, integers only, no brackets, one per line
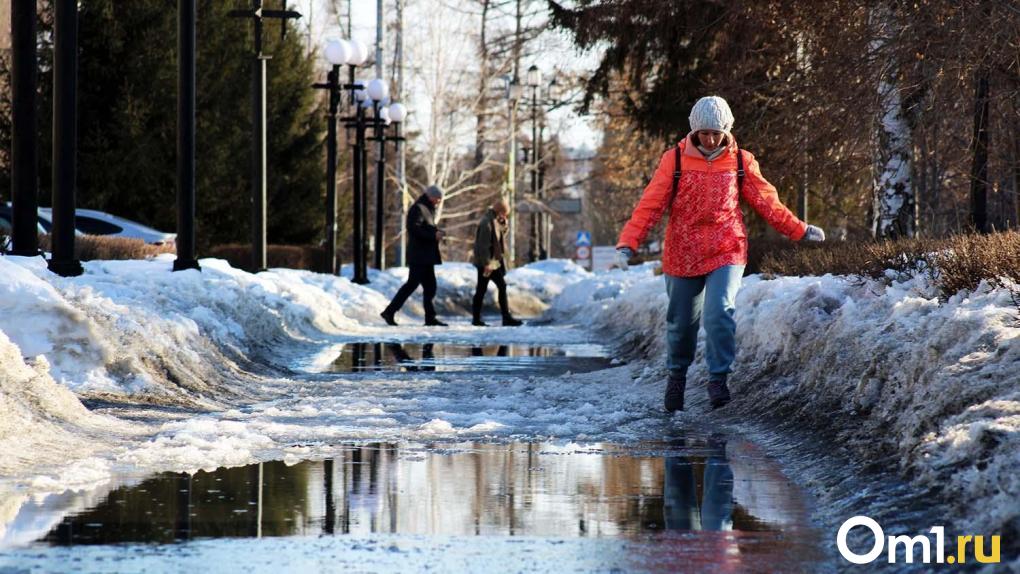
663,438,734,531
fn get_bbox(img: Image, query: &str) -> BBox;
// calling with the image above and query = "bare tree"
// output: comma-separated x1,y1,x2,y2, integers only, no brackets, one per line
870,1,915,239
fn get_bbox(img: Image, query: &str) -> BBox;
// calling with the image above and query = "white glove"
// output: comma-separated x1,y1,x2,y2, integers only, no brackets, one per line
616,247,634,269
802,225,826,242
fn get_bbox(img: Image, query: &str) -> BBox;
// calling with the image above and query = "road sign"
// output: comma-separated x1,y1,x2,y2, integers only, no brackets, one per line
575,231,591,246
574,244,592,270
550,198,582,214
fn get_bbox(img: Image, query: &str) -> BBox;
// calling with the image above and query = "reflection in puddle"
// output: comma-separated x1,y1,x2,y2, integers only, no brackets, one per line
13,438,819,553
326,342,611,375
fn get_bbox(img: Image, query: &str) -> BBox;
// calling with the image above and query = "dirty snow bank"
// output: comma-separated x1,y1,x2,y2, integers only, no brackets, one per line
0,329,139,484
548,269,1020,542
0,256,577,406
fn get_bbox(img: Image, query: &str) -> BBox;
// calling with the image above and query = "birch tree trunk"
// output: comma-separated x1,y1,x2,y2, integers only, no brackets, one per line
870,1,915,239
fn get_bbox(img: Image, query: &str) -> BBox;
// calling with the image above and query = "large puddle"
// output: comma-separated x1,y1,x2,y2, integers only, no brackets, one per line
324,342,612,375
3,438,826,569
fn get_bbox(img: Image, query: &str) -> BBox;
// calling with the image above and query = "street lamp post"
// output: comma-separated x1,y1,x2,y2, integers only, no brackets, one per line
502,76,524,266
520,66,560,261
367,100,406,271
352,88,369,283
48,0,83,277
526,65,541,263
367,79,389,270
229,1,301,272
320,39,369,282
341,86,406,283
313,39,355,275
10,0,39,257
174,0,201,272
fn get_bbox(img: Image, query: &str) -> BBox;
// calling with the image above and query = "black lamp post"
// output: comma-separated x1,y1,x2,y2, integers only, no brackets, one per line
367,97,407,271
351,92,369,284
526,65,541,263
229,1,301,272
338,74,407,283
48,0,83,277
174,0,200,272
365,79,391,271
10,0,39,257
372,101,387,270
521,65,561,262
325,38,372,284
313,39,365,276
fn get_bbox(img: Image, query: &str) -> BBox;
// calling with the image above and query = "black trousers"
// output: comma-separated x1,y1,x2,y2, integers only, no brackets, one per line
472,264,510,319
386,264,437,321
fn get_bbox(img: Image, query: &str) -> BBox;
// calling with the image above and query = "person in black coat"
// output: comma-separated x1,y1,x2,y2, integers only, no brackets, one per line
380,185,448,326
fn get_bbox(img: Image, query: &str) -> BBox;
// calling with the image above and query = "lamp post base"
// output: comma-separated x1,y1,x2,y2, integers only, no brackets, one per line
47,258,83,277
173,258,202,272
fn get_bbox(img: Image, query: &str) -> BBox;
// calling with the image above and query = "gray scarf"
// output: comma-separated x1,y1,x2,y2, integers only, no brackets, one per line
696,144,726,161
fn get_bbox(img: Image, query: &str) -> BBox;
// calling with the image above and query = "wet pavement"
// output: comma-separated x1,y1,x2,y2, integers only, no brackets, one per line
1,439,829,572
0,332,844,573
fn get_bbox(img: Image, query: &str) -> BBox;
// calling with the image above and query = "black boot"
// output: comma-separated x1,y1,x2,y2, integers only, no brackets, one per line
707,376,731,409
472,316,488,327
424,317,448,327
664,371,686,413
502,316,523,327
380,309,398,326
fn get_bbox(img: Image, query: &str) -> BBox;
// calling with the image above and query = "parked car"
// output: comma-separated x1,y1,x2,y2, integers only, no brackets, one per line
36,208,176,247
0,204,49,252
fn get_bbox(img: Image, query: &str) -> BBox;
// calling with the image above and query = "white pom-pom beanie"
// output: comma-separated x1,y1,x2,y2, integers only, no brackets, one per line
688,96,734,133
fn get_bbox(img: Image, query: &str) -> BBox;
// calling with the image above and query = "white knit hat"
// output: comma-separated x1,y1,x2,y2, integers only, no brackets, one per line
688,96,734,133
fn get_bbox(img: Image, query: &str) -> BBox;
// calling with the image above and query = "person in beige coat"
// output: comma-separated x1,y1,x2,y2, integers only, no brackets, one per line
471,199,522,327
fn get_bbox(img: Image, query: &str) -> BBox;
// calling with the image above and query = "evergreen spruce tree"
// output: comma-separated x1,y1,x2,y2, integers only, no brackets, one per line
1,0,325,248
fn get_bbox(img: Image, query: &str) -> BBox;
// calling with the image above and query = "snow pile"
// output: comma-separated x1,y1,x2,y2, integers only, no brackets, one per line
0,254,585,410
550,270,1020,540
0,255,396,404
0,329,137,482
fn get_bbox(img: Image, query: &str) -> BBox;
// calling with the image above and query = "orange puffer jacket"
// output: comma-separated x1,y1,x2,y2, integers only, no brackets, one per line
617,134,806,277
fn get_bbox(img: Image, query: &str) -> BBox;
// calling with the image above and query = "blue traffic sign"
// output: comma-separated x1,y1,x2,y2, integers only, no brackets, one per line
575,231,592,246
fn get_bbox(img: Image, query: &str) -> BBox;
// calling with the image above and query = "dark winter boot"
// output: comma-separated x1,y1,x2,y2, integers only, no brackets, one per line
664,371,686,413
424,317,448,327
472,316,488,327
380,309,398,326
502,316,523,327
707,376,731,409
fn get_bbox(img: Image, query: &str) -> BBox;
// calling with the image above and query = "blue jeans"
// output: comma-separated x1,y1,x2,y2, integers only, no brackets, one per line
664,265,744,378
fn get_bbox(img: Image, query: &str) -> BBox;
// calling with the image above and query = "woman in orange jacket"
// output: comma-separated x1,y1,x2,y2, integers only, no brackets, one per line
616,96,825,413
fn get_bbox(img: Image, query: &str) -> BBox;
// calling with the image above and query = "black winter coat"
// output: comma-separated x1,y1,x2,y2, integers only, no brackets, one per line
406,194,443,266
